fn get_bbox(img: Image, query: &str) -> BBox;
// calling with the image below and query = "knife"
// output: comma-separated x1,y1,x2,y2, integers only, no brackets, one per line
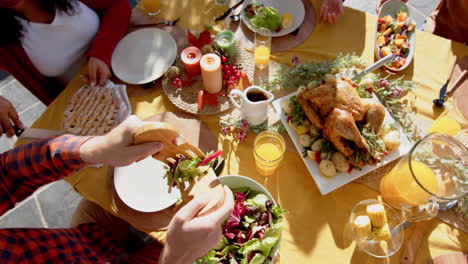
214,0,245,21
17,128,66,141
438,56,458,101
351,53,397,82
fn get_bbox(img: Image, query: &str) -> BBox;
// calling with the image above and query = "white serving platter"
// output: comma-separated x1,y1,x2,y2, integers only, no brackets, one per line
272,92,412,195
111,28,177,85
240,0,305,37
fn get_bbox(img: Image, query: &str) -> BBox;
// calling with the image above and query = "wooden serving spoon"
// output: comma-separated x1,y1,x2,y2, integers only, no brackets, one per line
133,122,226,216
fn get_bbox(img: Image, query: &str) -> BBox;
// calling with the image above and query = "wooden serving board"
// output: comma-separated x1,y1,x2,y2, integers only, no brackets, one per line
107,112,224,231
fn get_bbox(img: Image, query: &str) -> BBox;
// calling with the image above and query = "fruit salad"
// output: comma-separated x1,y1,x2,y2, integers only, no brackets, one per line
377,11,415,70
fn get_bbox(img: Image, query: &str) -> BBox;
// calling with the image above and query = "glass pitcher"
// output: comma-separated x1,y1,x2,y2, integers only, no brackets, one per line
380,132,467,222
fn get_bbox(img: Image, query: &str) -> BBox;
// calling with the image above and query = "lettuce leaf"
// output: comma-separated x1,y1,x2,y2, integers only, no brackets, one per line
249,253,266,264
245,193,269,211
195,249,220,264
250,6,281,31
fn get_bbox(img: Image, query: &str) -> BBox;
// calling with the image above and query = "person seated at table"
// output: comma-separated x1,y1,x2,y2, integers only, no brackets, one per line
379,0,468,45
0,115,234,264
320,0,344,24
0,0,131,137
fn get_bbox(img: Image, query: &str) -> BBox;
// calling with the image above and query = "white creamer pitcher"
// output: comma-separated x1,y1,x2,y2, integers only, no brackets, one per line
229,86,274,126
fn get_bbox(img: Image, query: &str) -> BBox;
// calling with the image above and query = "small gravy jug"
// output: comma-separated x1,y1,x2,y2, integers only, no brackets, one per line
229,86,274,126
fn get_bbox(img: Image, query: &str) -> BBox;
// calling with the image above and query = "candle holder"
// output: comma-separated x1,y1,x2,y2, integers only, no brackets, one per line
215,30,237,58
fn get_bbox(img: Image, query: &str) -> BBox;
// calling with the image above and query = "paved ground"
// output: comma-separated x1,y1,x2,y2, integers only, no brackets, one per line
0,0,439,230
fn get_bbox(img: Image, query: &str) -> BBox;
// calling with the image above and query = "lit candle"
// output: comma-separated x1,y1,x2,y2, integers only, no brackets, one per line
215,30,236,57
181,46,202,76
200,53,222,94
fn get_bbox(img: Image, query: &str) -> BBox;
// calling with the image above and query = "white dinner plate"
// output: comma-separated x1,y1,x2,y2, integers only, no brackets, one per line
272,92,412,195
240,0,305,37
114,157,181,212
111,28,177,85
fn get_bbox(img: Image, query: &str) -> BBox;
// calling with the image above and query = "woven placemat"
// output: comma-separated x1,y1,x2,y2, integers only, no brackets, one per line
162,44,254,115
227,0,316,53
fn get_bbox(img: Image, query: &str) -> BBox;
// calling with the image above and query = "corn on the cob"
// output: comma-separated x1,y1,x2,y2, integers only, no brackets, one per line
366,203,387,227
373,224,391,241
353,215,372,240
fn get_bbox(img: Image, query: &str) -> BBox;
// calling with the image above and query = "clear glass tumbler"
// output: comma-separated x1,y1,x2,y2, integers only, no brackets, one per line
254,28,272,69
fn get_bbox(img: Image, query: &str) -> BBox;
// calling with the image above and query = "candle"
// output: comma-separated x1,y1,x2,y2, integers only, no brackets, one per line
215,30,236,57
200,53,222,94
181,47,202,76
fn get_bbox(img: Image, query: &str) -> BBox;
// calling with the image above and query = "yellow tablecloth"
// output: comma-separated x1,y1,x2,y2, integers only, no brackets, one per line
27,0,467,263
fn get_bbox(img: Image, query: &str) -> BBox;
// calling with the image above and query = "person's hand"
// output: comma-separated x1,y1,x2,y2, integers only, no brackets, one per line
0,96,25,137
160,186,235,264
82,57,111,87
79,115,163,166
320,0,344,24
376,0,408,13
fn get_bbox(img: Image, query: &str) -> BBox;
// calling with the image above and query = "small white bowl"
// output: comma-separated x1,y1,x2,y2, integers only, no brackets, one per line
218,175,280,264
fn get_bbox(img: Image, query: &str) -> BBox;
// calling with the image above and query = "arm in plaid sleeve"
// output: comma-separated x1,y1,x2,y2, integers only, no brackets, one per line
0,135,90,216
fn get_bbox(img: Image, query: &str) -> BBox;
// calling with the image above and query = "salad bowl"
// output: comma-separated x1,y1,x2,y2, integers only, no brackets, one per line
375,0,416,73
195,175,283,264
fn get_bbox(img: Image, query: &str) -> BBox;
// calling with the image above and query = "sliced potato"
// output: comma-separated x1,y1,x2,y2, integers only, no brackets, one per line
324,74,337,83
383,15,393,24
281,100,292,115
288,119,298,130
394,38,404,48
377,35,387,46
311,139,325,152
309,125,320,136
297,85,307,94
319,160,337,178
298,134,313,147
383,130,401,151
381,46,392,57
331,152,350,173
307,150,316,161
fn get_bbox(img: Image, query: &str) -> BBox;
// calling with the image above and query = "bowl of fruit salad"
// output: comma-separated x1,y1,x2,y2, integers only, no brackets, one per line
195,175,287,264
375,0,416,72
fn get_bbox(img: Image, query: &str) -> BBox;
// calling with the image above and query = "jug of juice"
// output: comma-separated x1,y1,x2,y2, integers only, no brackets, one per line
380,133,467,222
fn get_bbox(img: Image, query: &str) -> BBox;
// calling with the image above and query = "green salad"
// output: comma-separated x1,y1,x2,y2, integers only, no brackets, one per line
196,188,287,264
244,1,281,32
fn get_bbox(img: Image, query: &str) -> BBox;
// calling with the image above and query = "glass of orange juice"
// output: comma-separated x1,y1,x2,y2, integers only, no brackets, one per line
380,133,467,222
141,0,161,15
428,101,467,138
254,28,271,69
254,131,285,176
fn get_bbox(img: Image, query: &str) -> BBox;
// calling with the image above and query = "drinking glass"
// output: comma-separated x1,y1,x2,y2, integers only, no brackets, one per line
141,0,161,15
254,131,285,176
380,132,467,222
214,0,228,5
428,101,467,138
254,28,271,69
349,199,404,258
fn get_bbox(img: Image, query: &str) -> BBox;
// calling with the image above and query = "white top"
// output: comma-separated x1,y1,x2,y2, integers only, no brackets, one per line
19,2,100,85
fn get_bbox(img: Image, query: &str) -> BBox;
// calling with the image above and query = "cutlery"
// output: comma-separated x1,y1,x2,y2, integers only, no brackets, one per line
17,128,66,141
433,56,458,108
351,53,397,81
215,0,245,21
230,13,241,22
131,17,180,28
433,69,467,108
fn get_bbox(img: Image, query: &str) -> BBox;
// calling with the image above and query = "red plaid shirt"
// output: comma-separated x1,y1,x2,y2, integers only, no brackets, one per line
0,136,128,263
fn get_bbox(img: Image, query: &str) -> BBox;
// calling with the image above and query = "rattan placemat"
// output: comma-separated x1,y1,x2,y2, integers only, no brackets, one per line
162,44,254,115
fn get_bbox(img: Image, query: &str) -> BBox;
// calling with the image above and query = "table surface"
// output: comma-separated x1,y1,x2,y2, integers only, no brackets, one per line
25,0,468,263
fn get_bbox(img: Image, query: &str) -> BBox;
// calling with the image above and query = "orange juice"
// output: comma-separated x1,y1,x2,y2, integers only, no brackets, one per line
141,0,160,15
254,45,270,68
380,160,440,208
254,132,285,176
428,116,461,136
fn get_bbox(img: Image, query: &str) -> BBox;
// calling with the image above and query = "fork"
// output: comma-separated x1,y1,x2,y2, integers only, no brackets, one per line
132,17,180,28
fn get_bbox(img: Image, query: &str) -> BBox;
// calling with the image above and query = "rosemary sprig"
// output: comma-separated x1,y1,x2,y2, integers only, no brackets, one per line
289,96,306,125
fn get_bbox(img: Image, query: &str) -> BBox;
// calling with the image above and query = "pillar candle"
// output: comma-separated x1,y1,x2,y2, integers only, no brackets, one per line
200,53,222,94
181,47,202,76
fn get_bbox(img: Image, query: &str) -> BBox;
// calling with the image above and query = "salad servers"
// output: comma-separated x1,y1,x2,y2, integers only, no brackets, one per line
433,69,467,108
352,53,397,81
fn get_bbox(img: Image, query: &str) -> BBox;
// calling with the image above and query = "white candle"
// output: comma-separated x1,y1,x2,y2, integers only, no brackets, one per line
200,53,222,94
